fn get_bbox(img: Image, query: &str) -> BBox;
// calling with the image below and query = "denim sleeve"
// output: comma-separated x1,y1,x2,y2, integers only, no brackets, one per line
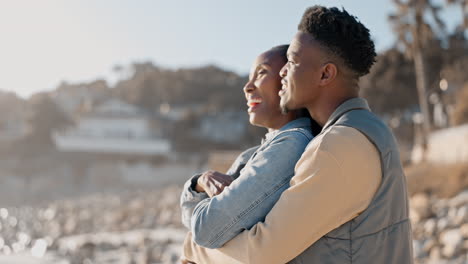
190,131,312,248
180,173,209,229
180,145,259,229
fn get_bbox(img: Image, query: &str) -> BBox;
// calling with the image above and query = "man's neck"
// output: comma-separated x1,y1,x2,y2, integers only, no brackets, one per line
307,94,358,127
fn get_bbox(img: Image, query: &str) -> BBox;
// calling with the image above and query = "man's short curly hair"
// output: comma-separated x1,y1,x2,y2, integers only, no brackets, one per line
298,6,376,77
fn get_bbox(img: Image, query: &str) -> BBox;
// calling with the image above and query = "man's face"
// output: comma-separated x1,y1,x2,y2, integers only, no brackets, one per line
279,32,325,113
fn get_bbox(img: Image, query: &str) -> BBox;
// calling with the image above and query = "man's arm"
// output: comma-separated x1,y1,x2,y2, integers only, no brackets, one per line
190,131,311,248
184,126,382,263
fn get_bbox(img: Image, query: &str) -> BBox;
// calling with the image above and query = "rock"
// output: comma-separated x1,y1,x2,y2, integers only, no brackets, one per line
461,223,468,238
30,239,48,258
424,219,437,236
439,229,463,258
455,206,468,225
429,246,442,261
0,208,9,220
422,238,437,255
437,218,450,233
411,193,432,222
447,207,458,225
433,199,449,218
448,190,468,208
413,240,425,258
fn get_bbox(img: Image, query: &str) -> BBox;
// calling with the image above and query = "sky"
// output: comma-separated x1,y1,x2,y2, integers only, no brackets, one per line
0,0,463,98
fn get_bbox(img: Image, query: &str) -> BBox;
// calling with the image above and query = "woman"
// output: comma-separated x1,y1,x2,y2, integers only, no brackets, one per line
180,45,320,250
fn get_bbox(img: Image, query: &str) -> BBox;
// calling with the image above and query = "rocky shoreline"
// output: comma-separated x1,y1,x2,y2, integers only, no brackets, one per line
0,186,186,264
411,190,468,263
0,185,466,263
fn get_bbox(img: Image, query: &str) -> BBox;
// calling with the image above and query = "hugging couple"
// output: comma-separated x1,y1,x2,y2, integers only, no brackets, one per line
180,5,413,264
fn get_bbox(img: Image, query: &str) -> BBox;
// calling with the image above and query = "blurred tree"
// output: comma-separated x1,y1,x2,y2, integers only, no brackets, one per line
361,48,418,114
441,32,468,86
114,63,248,117
389,0,447,154
451,83,468,124
26,93,72,147
0,91,26,119
115,62,162,114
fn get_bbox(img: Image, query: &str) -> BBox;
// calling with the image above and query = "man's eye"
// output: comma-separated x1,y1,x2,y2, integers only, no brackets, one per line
257,70,267,75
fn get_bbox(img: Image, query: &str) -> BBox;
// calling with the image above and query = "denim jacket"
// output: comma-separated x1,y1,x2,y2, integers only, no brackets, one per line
179,117,313,249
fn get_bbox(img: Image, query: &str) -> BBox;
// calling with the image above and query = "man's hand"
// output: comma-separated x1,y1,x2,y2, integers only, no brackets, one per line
195,170,233,197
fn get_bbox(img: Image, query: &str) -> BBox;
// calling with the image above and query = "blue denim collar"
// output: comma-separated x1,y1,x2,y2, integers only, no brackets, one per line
279,117,311,131
263,117,311,143
322,97,371,131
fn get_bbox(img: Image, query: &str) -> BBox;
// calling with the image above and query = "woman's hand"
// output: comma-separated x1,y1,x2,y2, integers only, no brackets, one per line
195,170,233,197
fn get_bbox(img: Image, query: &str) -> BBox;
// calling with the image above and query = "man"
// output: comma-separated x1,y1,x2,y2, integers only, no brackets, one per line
183,6,413,264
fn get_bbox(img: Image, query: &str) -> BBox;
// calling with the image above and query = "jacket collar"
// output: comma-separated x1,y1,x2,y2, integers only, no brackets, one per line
322,97,371,131
263,117,311,143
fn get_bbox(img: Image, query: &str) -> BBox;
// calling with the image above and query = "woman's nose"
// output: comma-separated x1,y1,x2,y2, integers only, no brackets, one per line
243,80,255,93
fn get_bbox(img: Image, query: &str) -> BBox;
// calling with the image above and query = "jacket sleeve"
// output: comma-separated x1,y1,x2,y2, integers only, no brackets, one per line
180,145,260,229
180,173,209,229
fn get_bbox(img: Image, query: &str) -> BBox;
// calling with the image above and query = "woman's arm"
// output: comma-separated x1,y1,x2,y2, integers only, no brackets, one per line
190,131,311,248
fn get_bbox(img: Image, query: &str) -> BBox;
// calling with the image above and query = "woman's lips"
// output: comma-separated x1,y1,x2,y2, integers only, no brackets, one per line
247,98,262,113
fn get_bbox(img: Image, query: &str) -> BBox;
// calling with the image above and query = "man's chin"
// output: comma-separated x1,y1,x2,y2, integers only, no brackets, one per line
280,104,290,115
280,100,292,114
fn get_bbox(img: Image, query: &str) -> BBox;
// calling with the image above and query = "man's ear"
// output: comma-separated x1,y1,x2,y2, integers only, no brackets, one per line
320,63,337,86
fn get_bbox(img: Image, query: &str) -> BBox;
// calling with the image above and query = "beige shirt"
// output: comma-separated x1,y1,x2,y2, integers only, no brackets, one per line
184,126,382,264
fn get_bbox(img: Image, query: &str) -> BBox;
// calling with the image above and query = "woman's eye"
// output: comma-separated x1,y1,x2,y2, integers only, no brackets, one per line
257,70,267,75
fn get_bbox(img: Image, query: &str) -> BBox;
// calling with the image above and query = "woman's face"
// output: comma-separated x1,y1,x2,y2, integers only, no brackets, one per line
244,51,296,130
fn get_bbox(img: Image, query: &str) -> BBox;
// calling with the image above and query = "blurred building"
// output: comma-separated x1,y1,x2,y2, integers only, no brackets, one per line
0,92,30,142
51,81,109,116
159,103,207,121
195,111,248,144
53,98,170,156
411,124,468,164
0,116,29,142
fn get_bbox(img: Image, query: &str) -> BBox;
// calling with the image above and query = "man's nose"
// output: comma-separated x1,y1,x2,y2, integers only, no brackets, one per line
279,64,288,78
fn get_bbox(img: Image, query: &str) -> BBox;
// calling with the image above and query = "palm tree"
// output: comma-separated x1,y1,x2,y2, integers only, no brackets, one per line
389,0,446,157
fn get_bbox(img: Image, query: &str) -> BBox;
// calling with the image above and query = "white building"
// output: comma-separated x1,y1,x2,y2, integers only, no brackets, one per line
53,98,170,155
